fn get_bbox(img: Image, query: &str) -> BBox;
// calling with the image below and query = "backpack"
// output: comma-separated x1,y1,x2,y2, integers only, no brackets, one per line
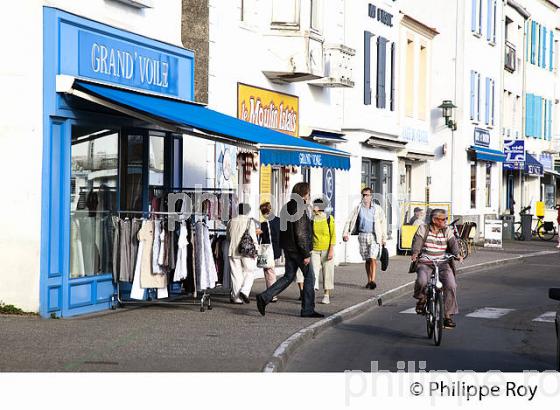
238,219,258,258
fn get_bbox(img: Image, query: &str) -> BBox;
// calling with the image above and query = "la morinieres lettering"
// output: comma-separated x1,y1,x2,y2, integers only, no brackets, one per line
90,42,170,88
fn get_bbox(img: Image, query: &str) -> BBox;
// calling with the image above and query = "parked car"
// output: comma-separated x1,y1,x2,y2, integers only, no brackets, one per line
549,288,560,371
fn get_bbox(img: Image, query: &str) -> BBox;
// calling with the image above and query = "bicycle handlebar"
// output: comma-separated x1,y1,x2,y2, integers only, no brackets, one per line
449,218,460,226
420,254,457,263
520,206,531,214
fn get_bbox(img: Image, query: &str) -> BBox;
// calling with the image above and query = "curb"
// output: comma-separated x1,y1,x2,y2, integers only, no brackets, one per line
262,249,558,372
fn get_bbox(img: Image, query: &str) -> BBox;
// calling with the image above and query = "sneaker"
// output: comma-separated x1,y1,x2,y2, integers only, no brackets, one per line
369,281,377,290
256,294,266,316
230,298,243,304
443,318,456,329
239,292,250,304
271,296,278,303
321,294,330,304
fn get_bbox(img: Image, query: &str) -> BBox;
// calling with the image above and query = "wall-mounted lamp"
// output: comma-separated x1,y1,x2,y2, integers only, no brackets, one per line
438,100,457,131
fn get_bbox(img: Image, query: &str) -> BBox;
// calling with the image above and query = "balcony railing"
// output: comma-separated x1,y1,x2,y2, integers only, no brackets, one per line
505,41,516,72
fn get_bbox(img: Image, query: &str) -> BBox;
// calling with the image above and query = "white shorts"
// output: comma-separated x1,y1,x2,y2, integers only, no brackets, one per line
358,233,381,261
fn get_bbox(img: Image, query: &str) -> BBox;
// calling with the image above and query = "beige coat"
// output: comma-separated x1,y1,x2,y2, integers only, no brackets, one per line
343,203,388,244
227,215,258,258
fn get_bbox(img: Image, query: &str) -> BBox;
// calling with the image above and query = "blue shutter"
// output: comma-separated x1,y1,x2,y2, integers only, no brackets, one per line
478,0,483,34
541,25,545,67
548,100,553,140
493,0,497,43
376,36,387,109
486,0,492,41
543,28,548,69
477,73,481,122
491,79,495,126
470,71,475,120
544,99,548,140
550,31,554,72
485,77,490,124
539,97,544,138
531,21,536,64
364,31,372,105
390,42,395,111
526,94,533,137
471,0,477,32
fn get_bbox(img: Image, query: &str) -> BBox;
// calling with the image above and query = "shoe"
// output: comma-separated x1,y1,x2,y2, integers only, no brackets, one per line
256,294,266,316
369,281,377,290
271,296,278,303
230,298,243,304
301,311,325,318
443,318,456,329
415,300,426,315
240,292,250,304
321,294,330,304
365,282,371,289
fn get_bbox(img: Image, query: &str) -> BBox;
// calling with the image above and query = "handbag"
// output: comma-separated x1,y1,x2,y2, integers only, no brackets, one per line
257,221,275,268
380,245,389,271
238,219,258,258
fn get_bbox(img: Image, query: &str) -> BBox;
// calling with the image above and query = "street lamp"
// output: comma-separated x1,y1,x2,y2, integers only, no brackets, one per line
438,100,457,130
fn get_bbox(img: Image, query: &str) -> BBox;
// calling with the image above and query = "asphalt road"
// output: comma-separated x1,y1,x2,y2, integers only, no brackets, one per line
285,253,560,372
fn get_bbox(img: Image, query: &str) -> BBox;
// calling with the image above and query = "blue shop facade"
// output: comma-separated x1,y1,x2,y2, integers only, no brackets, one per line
41,8,194,318
40,8,350,319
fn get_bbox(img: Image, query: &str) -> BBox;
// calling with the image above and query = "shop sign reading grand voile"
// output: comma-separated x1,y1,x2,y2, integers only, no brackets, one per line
78,31,179,96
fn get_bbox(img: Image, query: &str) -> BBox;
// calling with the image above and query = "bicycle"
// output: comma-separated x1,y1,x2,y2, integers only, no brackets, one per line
420,254,456,346
449,219,469,258
514,206,557,241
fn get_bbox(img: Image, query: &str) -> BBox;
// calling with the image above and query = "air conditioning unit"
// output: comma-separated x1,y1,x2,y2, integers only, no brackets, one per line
310,44,356,88
263,32,324,83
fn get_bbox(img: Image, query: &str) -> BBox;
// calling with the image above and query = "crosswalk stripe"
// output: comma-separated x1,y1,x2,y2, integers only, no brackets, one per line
532,312,557,323
466,308,515,319
400,307,417,314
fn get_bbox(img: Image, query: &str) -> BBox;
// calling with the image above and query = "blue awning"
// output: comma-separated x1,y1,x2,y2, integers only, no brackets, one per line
524,153,544,176
469,145,506,162
69,80,350,170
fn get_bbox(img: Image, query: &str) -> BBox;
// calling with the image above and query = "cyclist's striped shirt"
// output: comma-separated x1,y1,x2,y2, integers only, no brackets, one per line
422,230,446,258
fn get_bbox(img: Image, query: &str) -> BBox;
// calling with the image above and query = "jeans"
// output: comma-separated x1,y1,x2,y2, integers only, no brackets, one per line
259,252,316,315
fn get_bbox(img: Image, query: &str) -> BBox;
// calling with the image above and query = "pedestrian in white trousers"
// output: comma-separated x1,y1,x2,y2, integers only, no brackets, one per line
227,203,259,304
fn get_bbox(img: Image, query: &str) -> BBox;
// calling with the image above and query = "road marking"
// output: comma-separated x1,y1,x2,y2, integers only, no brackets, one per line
532,312,557,323
400,307,417,314
466,307,515,319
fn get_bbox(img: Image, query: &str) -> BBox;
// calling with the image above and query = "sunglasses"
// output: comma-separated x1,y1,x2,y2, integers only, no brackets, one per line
362,193,372,197
435,217,448,221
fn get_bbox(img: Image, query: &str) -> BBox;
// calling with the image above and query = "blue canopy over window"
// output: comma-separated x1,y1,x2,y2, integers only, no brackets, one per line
524,153,544,176
71,80,351,170
469,145,506,162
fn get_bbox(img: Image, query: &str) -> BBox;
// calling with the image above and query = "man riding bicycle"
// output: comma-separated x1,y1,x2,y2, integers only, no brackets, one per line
411,209,462,328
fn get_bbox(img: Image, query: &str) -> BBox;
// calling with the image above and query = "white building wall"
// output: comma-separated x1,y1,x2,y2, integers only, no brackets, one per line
0,0,183,311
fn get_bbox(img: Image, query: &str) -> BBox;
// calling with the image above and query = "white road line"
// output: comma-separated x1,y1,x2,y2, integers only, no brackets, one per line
466,307,515,319
532,312,557,323
400,307,417,314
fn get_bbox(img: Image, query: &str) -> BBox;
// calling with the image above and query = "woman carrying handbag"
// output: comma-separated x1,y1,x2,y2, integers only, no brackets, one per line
258,202,282,302
227,203,258,304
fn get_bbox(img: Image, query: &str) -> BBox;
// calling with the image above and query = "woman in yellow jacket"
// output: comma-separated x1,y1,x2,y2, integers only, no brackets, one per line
311,198,336,304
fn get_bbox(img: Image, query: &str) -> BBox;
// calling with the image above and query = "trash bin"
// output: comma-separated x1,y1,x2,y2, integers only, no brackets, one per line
501,215,515,240
521,214,533,241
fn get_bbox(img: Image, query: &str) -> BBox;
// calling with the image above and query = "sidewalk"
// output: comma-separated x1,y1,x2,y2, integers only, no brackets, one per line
0,240,557,372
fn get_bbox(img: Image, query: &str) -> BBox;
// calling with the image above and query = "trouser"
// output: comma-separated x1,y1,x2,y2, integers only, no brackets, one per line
259,252,316,315
263,267,277,288
229,257,256,300
414,262,458,317
311,250,334,290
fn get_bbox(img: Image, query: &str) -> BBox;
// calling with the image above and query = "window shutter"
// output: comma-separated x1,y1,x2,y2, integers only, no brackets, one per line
531,21,536,64
485,77,490,124
486,0,492,41
364,31,372,105
491,79,495,126
543,28,548,69
476,72,481,122
544,99,549,140
478,0,482,34
550,31,554,72
376,36,387,109
538,97,543,138
390,42,395,111
493,0,497,43
547,100,553,140
470,71,475,120
526,94,533,137
471,0,477,32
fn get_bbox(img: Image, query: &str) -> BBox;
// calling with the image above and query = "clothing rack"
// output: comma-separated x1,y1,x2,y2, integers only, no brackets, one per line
112,205,230,312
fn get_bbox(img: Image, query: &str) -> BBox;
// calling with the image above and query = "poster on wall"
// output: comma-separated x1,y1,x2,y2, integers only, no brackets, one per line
215,142,238,190
323,168,336,216
484,220,503,248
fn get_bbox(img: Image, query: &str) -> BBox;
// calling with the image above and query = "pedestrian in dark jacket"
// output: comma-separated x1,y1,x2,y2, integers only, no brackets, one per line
259,202,282,302
256,182,324,318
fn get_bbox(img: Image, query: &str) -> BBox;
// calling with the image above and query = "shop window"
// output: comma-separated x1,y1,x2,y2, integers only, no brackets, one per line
149,133,165,187
470,162,477,209
70,126,119,279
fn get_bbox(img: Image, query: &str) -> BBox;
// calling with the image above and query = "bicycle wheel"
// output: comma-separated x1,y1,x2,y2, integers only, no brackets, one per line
514,223,523,241
537,224,556,241
458,238,469,258
433,291,444,346
426,295,434,339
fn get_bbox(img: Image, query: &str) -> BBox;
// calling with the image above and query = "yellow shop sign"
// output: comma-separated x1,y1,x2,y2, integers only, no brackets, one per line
237,83,299,137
